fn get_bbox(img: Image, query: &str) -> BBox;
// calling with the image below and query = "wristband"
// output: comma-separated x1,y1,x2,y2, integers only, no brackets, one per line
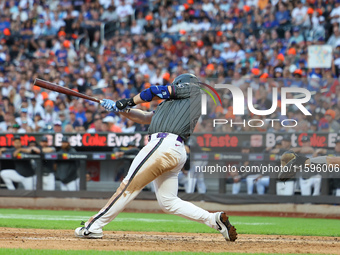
127,98,136,107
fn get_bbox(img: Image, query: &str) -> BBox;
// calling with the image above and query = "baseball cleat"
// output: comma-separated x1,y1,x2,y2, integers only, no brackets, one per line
74,227,103,239
215,212,237,242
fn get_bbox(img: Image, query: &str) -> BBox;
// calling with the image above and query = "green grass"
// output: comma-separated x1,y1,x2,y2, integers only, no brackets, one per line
0,208,339,237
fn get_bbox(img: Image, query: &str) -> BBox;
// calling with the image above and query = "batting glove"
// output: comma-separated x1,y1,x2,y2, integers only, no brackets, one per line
101,99,119,112
116,98,136,110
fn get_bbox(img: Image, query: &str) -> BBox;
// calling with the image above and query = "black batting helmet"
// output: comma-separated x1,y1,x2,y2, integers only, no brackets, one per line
171,73,199,86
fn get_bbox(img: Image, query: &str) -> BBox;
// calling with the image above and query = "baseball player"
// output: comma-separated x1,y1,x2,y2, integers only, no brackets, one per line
0,136,36,190
279,151,340,195
56,136,80,191
75,73,237,242
39,136,56,190
183,139,207,194
275,135,296,196
292,136,319,196
22,136,56,190
313,137,340,195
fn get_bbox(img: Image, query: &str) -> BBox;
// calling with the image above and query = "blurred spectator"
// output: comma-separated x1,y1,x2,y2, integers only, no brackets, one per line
291,1,309,28
116,0,133,21
101,5,117,22
0,111,15,132
324,109,340,132
102,116,122,132
87,114,102,133
122,119,136,133
330,0,340,24
53,120,63,133
69,111,82,130
15,108,35,130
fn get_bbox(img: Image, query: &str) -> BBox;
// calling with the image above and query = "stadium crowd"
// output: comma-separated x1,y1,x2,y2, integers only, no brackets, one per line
0,0,339,134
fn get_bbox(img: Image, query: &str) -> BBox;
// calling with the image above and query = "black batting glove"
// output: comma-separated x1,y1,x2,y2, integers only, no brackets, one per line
116,98,136,110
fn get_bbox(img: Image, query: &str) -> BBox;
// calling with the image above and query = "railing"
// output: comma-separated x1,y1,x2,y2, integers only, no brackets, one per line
75,34,87,51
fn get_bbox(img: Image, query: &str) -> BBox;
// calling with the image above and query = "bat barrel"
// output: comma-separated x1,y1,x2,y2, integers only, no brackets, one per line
33,78,101,104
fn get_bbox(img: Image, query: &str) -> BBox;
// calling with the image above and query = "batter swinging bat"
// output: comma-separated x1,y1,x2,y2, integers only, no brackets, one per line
33,78,103,104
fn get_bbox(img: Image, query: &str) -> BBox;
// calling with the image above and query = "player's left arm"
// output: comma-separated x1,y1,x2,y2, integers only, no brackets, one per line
291,147,314,154
282,154,340,167
116,84,199,109
116,85,173,109
19,147,41,154
316,156,340,167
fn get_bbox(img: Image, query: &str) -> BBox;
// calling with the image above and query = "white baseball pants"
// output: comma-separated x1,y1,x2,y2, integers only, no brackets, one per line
246,174,269,195
85,133,218,233
0,169,35,190
336,189,340,196
43,173,55,191
299,175,322,196
60,178,79,191
185,161,207,194
276,181,295,196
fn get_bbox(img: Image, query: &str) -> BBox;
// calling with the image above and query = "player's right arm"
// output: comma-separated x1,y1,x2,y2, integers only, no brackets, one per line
100,99,154,124
119,109,154,124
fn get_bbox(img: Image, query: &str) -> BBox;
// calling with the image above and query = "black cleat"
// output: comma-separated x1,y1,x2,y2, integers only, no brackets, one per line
215,212,237,242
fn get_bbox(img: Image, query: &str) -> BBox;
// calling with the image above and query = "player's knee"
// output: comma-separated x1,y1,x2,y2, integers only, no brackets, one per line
0,170,8,178
157,196,177,213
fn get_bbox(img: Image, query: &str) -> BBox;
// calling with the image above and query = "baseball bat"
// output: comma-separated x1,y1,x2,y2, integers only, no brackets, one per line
34,78,102,104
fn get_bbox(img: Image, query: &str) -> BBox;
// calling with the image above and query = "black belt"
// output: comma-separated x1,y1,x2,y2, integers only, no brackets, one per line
149,133,184,143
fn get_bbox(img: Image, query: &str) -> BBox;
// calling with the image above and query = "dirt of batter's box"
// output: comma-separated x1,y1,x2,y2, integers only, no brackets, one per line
0,228,339,254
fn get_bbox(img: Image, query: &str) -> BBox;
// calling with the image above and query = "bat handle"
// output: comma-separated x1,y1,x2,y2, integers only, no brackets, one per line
93,97,103,104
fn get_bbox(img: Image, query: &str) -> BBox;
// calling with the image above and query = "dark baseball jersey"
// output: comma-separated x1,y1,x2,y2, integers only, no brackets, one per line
148,83,201,139
56,147,79,184
7,147,35,177
40,146,56,175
